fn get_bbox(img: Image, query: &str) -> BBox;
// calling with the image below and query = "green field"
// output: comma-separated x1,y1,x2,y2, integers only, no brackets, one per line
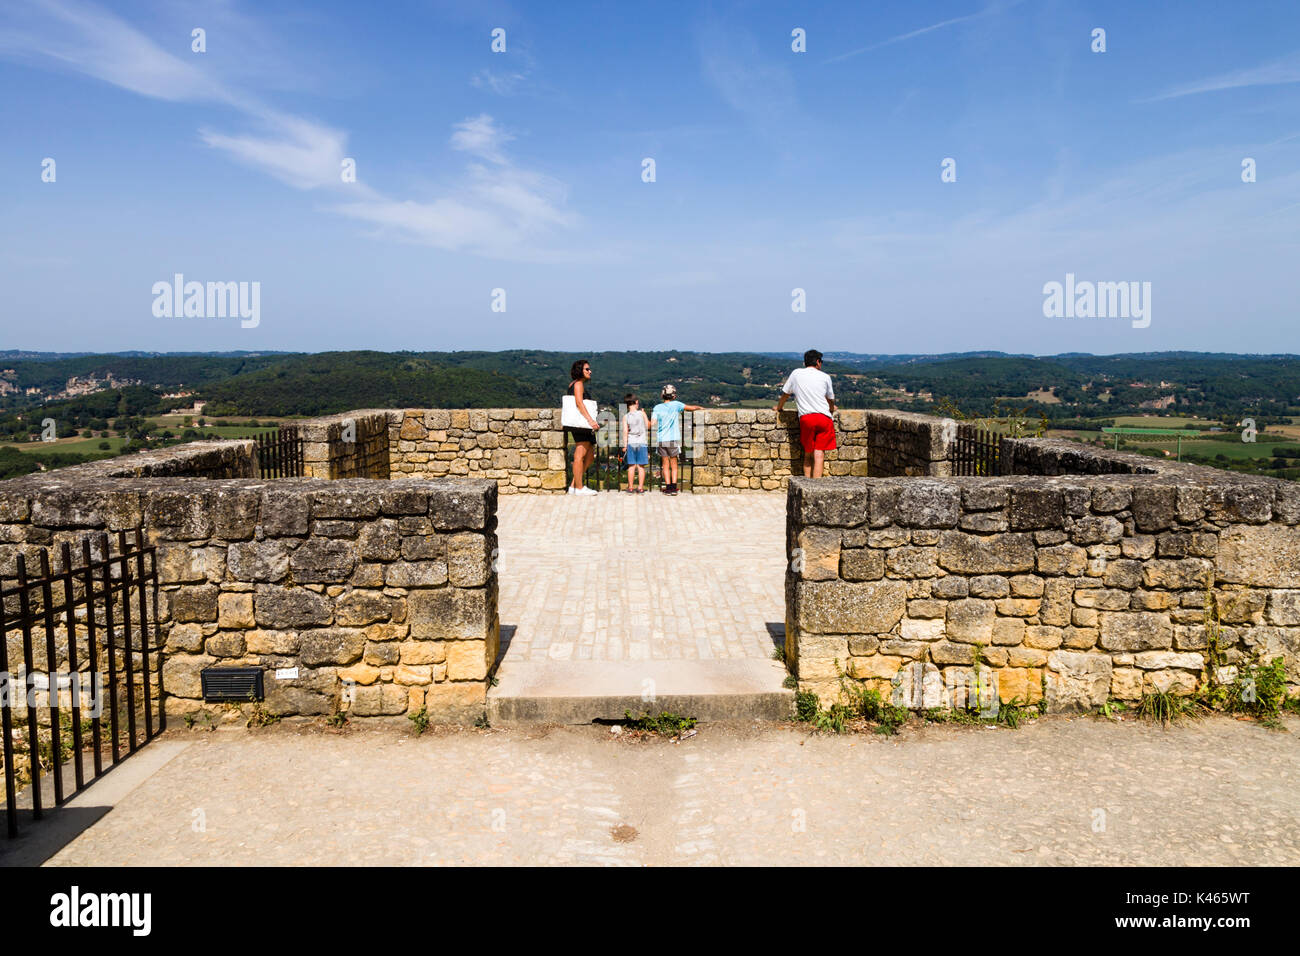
1111,415,1221,429
2,419,283,456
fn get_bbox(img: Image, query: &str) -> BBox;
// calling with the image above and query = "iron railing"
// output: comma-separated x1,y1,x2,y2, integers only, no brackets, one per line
564,410,695,492
1,529,162,839
953,423,1001,476
254,425,304,478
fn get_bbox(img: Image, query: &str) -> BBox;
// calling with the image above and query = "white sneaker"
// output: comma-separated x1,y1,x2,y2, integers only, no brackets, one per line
567,487,576,494
575,486,597,496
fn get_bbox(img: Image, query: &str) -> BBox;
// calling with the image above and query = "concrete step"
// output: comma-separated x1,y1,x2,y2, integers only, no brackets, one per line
487,658,794,725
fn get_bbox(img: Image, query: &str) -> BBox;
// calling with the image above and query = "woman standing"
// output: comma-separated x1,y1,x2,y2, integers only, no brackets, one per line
566,358,600,495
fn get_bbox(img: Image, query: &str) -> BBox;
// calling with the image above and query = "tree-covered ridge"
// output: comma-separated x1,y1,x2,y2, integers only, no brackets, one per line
1,350,1298,423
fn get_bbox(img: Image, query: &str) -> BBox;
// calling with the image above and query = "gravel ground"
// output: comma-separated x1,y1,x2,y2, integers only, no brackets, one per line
31,713,1300,866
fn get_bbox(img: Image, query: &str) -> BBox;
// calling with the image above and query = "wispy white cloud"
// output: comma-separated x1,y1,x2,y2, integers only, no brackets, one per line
0,0,578,260
199,111,351,191
824,0,1026,65
451,113,514,164
0,0,232,103
334,115,578,260
699,24,797,126
1139,53,1300,102
471,68,529,96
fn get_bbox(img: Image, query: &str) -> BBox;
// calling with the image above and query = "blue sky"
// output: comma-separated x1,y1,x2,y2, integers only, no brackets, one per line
1,0,1298,355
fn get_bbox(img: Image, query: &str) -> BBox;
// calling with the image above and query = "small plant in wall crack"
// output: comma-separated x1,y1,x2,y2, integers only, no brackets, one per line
408,706,429,735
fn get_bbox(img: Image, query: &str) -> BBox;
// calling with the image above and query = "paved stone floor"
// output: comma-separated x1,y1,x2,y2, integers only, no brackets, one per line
19,715,1300,866
496,492,787,663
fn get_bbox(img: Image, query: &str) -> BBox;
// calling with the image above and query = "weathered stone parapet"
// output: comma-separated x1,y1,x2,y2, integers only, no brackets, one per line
0,475,499,725
786,468,1300,713
296,410,390,479
866,410,954,477
3,440,256,482
388,408,566,492
1001,437,1161,476
386,406,875,493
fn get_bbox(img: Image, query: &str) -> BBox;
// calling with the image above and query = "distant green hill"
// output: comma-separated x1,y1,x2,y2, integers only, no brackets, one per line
2,349,1298,423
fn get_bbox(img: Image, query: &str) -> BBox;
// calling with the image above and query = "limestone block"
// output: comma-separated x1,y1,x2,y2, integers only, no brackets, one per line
172,585,219,623
794,579,906,635
945,599,996,644
218,592,255,629
290,538,357,583
1133,651,1205,670
351,683,409,716
938,532,1035,574
996,667,1042,704
797,527,841,581
385,561,449,587
930,641,974,665
339,662,381,685
848,655,904,679
254,587,332,632
1098,611,1172,651
1266,590,1300,626
409,586,493,640
448,533,492,587
1037,544,1088,576
886,546,940,578
969,575,1009,598
897,482,959,528
1142,669,1199,695
364,642,401,666
162,654,216,699
1024,625,1063,649
1009,489,1063,530
245,629,300,655
1142,559,1212,590
1070,516,1124,546
840,548,884,581
165,623,206,653
300,628,366,666
1217,525,1300,587
335,590,395,627
1045,651,1112,712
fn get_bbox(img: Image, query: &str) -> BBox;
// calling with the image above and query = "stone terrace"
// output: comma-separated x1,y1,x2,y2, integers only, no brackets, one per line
1,406,1296,726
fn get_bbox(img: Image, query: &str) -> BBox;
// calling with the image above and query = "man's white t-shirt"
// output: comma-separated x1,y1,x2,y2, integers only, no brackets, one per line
782,366,835,417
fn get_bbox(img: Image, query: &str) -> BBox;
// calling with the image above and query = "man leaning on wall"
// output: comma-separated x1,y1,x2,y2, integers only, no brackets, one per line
774,349,837,478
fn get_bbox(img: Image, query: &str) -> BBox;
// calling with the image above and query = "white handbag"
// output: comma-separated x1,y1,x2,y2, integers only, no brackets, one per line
561,395,597,429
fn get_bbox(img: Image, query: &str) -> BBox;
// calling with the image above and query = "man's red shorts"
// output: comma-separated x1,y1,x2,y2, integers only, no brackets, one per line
799,413,837,452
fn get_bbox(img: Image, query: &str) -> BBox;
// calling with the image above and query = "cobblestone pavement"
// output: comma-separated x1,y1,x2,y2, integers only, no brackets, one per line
496,493,787,663
34,714,1300,866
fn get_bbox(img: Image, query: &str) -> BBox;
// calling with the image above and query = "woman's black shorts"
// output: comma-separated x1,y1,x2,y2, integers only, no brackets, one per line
564,426,596,444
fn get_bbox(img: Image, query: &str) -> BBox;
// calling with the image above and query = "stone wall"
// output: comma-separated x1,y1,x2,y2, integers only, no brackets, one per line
94,440,255,479
385,407,879,492
298,411,390,479
786,465,1300,713
0,472,499,723
687,409,868,491
389,409,567,491
1002,437,1160,476
866,410,954,478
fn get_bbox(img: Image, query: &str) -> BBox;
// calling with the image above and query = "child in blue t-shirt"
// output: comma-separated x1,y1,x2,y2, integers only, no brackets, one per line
649,384,703,496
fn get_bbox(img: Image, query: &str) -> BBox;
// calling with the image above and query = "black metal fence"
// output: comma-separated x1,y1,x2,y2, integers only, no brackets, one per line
953,423,1001,476
255,425,304,478
564,410,695,492
1,530,162,839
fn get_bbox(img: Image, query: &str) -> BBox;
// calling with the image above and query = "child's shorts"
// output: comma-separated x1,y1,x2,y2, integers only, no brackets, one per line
657,442,681,458
625,444,648,466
